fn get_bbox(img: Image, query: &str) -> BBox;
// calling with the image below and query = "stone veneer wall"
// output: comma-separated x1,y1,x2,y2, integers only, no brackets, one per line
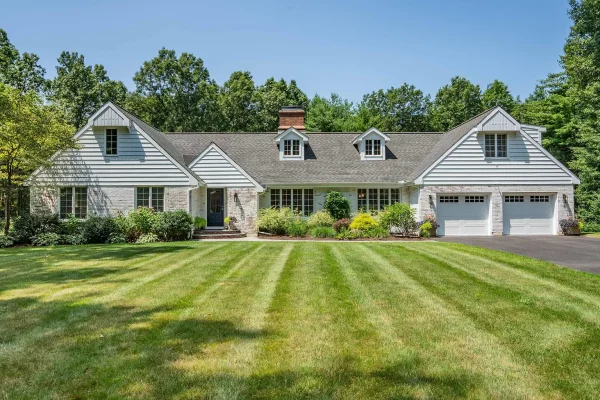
30,185,191,216
419,185,575,235
227,187,258,235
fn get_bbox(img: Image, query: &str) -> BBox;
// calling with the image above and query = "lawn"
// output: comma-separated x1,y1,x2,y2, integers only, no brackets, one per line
1,242,599,399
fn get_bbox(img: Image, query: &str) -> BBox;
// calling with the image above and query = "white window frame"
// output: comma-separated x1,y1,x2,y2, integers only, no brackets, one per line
283,139,301,157
357,188,403,211
59,186,88,219
105,128,118,156
135,186,165,212
484,133,508,158
269,188,314,216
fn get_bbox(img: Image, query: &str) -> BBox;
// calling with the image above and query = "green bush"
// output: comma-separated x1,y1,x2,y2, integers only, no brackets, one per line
152,210,193,241
0,235,14,248
107,232,127,244
81,216,117,244
257,207,292,235
287,216,309,237
310,226,336,238
324,191,351,220
11,214,61,244
113,213,136,242
61,215,83,235
366,226,390,238
419,221,432,238
194,217,207,230
129,207,157,239
136,233,159,244
31,232,61,246
379,203,417,237
349,213,378,231
306,210,335,229
61,234,85,245
333,218,351,232
581,222,600,233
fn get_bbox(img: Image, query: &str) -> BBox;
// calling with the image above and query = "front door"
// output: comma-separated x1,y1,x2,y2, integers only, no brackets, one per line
207,189,224,227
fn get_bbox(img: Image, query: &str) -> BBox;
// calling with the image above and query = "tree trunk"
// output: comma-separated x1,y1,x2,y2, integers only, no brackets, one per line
4,171,12,235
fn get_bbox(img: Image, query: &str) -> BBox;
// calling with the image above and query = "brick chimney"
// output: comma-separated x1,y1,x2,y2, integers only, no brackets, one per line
278,106,305,132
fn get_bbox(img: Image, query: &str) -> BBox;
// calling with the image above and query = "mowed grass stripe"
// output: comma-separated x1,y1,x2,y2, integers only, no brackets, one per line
380,243,600,399
358,243,543,399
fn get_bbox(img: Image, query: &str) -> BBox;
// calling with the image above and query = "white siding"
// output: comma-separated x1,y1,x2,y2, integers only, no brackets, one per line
92,106,128,127
191,148,254,187
522,126,542,144
481,110,517,131
32,126,192,186
423,131,572,185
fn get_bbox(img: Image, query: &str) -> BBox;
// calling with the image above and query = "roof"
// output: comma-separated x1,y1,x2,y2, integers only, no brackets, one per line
167,132,442,185
411,108,496,180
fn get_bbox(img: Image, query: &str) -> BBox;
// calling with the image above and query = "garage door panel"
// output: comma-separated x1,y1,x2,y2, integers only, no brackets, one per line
437,195,489,236
503,195,554,235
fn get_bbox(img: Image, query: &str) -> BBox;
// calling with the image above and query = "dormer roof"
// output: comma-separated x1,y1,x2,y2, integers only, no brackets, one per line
274,127,310,143
351,128,391,145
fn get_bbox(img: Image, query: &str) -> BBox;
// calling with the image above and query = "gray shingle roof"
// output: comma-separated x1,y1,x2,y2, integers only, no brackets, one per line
167,132,442,185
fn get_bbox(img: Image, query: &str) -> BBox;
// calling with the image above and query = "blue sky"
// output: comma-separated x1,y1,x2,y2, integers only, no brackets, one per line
2,0,571,103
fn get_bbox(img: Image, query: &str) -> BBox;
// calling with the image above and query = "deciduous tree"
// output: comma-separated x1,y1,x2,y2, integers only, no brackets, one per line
429,76,483,131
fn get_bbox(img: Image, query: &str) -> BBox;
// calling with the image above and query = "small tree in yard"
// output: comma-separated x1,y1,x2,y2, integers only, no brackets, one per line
324,191,350,220
0,84,75,234
379,202,417,237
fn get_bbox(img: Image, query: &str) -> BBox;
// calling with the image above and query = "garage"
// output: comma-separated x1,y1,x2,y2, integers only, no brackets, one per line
436,195,490,236
503,194,555,235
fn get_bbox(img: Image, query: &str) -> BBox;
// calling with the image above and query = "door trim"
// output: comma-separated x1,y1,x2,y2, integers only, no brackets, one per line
207,188,225,227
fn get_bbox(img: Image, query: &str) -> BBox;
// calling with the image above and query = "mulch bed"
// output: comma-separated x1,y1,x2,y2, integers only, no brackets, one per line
257,233,432,241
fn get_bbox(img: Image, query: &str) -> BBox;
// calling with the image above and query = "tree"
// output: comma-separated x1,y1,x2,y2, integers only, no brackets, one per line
217,71,257,131
0,28,46,94
305,94,357,132
252,78,309,131
429,76,483,131
483,80,517,112
355,84,431,131
0,84,75,234
48,52,127,128
129,48,220,132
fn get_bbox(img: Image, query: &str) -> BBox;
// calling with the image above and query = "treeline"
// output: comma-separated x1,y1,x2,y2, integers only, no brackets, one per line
1,0,600,224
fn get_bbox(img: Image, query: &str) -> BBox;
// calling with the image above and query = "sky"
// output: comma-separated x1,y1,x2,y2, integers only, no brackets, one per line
2,0,572,103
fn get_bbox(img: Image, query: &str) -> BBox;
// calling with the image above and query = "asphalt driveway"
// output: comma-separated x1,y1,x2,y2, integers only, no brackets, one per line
438,235,600,274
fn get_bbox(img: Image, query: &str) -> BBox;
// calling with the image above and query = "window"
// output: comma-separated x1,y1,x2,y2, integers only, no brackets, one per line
530,195,550,203
485,133,507,158
106,128,118,155
136,187,164,211
465,196,485,203
283,139,300,156
365,139,381,156
270,188,313,215
60,187,87,219
505,195,524,203
357,188,402,211
439,196,459,203
271,189,281,209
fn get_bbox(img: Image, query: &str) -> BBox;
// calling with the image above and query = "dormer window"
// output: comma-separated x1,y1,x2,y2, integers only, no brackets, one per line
365,139,381,156
106,128,118,155
284,139,300,156
485,134,507,158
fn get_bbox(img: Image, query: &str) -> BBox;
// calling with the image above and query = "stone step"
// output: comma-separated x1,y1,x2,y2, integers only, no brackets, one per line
193,233,246,240
194,229,241,235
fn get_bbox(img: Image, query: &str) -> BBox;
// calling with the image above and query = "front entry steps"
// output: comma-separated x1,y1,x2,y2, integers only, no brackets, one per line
193,229,246,240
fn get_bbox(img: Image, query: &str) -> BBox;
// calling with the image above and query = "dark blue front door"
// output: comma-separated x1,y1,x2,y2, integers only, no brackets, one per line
207,189,224,227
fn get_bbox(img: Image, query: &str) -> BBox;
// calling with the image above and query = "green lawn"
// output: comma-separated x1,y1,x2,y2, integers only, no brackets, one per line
1,242,599,399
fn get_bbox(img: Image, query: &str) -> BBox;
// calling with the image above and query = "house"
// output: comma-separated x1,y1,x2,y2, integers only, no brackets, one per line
27,102,580,236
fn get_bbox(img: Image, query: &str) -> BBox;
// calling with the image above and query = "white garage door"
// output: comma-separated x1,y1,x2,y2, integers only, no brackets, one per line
437,195,489,236
503,194,554,235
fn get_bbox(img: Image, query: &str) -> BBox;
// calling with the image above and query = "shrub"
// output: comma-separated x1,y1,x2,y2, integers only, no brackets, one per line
0,235,14,248
419,221,433,238
107,232,127,244
11,214,61,244
310,226,336,238
582,222,600,233
257,207,292,235
349,213,378,231
61,234,85,245
31,232,61,246
333,218,351,232
152,210,193,241
287,216,309,237
194,217,207,230
366,226,390,238
61,215,83,235
81,216,117,244
136,233,159,244
129,207,157,238
379,203,417,237
113,213,136,242
324,191,351,220
306,210,335,229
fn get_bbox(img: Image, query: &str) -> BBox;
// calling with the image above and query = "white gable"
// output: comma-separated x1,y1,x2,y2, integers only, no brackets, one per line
479,109,519,131
91,104,129,127
189,144,263,190
421,129,576,185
